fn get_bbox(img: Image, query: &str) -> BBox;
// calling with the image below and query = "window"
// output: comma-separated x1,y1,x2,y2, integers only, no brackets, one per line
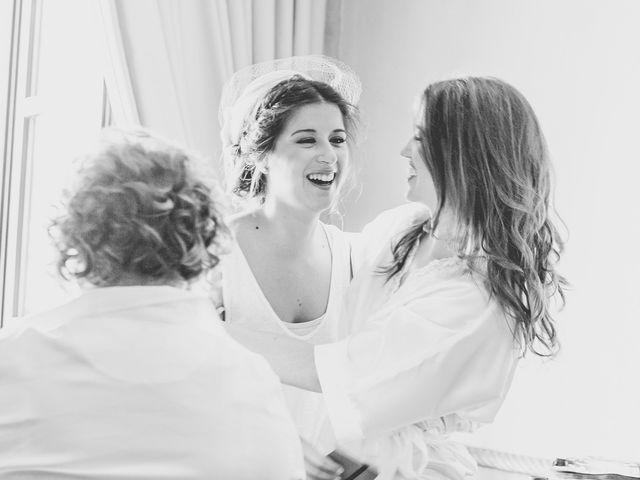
1,0,108,326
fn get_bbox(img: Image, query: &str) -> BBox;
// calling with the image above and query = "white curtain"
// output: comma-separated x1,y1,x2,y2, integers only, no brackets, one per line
99,0,140,126
102,0,338,173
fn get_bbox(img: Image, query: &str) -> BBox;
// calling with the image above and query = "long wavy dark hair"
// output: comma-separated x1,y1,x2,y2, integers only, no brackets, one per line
382,77,567,357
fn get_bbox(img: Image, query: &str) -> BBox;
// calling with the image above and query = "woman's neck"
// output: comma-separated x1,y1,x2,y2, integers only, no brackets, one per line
253,198,322,249
412,209,458,269
411,235,454,269
99,273,185,288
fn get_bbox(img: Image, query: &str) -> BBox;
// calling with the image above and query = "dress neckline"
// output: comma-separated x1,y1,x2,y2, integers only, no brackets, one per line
232,223,336,340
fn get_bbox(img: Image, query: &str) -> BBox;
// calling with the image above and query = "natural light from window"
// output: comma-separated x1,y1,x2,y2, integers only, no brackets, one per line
15,0,106,321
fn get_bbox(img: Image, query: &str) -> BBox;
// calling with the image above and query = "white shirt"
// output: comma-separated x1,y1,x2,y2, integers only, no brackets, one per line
0,286,305,479
315,203,520,480
221,223,352,453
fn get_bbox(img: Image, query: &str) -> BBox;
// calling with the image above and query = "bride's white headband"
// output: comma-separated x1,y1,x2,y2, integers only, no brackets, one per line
219,55,362,151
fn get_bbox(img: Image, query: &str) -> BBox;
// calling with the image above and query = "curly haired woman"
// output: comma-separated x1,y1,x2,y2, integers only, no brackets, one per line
0,128,305,479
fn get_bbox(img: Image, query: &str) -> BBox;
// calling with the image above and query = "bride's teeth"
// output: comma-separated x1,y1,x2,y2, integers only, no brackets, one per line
308,172,335,182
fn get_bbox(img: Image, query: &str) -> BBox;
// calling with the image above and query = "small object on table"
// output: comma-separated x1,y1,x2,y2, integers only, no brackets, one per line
551,457,640,479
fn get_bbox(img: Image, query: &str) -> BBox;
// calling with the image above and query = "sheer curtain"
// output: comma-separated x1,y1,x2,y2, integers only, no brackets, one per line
102,0,340,171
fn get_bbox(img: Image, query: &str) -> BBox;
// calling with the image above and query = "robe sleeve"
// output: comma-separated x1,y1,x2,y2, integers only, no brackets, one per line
315,273,518,443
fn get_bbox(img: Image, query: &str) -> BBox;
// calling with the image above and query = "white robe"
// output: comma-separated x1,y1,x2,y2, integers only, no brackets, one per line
315,203,520,480
0,285,305,479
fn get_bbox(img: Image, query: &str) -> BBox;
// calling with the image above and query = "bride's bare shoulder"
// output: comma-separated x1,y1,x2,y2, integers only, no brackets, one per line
225,210,264,245
225,210,254,231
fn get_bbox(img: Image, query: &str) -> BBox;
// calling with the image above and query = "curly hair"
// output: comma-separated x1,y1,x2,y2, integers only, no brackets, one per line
382,77,567,357
50,128,228,286
228,75,359,201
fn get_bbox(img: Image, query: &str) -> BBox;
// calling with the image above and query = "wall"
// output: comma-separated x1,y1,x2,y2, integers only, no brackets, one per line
338,0,640,461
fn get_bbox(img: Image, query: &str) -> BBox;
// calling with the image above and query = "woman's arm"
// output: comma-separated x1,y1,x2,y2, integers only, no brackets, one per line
314,295,518,442
227,275,517,446
224,323,321,392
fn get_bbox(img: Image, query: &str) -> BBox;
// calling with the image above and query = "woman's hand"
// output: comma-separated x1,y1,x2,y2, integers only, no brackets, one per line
301,437,344,480
207,271,225,320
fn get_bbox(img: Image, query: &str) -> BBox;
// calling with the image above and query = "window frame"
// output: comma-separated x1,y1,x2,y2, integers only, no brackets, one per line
0,0,120,326
1,0,43,326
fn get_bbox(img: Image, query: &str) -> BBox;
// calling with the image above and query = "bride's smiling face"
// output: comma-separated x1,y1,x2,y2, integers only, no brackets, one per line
260,102,349,213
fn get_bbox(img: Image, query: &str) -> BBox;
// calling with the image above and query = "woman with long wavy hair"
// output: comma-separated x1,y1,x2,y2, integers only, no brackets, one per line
227,76,566,480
